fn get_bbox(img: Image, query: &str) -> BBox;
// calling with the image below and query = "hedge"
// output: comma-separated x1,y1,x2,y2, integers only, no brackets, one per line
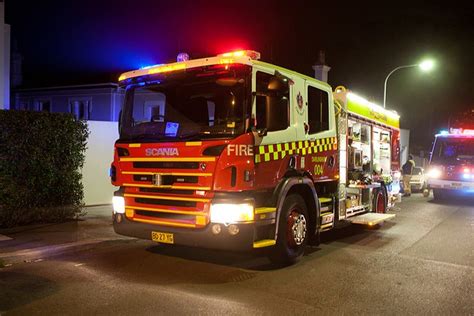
0,110,89,227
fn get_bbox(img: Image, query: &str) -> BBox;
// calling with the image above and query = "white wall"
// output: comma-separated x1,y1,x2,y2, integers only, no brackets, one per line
82,121,119,205
0,2,10,109
400,128,410,165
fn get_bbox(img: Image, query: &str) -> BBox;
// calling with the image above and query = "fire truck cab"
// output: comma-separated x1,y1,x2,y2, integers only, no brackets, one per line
111,50,399,264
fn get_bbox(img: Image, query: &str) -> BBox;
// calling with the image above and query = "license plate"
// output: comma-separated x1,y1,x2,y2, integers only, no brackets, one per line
451,182,462,187
151,231,174,244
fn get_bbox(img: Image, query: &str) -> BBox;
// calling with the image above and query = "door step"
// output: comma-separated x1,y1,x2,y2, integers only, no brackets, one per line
346,213,395,226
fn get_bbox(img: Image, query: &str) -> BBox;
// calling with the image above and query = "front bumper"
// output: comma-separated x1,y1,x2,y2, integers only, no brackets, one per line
113,214,264,251
428,179,474,191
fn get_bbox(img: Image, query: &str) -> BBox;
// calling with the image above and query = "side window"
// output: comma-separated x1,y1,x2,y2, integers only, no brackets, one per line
256,71,289,132
307,85,329,133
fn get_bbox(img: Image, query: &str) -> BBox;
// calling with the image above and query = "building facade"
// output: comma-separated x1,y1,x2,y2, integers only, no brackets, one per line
13,83,124,121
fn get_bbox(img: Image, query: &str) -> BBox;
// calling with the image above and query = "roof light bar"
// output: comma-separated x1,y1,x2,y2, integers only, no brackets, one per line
218,50,261,60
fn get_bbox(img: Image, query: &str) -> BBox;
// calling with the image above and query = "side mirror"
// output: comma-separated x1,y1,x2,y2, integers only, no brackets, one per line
257,128,268,137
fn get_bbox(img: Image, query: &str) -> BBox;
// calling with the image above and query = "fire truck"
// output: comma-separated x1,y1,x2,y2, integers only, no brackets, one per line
110,50,400,263
427,111,474,200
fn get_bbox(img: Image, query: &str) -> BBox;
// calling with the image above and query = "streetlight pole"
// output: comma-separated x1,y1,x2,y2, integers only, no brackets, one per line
383,59,435,108
383,64,418,108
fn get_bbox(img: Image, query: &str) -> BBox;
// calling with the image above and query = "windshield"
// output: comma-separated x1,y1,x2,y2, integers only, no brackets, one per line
120,65,251,141
431,137,474,164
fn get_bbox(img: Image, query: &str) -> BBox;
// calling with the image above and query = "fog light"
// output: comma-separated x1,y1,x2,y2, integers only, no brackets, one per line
211,224,222,235
112,196,125,214
228,224,240,235
115,213,123,223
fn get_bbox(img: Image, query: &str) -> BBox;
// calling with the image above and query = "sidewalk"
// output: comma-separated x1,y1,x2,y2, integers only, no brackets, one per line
0,205,132,265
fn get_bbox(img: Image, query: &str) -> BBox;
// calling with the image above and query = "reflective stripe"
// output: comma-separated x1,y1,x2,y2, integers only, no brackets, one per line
255,207,276,214
133,217,196,228
120,157,216,162
123,183,210,190
318,197,333,204
127,206,206,216
124,193,210,203
122,171,212,177
185,142,202,146
253,239,276,248
255,136,337,163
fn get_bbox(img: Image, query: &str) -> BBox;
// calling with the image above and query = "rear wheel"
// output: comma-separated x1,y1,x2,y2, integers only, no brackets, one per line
269,194,309,265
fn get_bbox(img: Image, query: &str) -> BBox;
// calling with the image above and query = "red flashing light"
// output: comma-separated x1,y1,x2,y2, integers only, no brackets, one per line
218,50,261,60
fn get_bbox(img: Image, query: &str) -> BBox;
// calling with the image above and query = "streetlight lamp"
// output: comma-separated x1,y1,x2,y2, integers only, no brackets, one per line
383,59,435,108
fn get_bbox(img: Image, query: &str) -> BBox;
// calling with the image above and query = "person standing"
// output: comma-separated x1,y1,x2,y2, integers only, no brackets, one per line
402,155,415,196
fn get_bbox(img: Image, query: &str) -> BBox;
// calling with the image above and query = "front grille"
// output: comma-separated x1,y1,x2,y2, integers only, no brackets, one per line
133,162,199,169
135,197,196,208
135,210,195,221
139,188,194,195
133,174,198,184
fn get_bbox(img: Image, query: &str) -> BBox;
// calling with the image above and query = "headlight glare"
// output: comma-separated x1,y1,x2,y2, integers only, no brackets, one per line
112,196,125,214
210,203,254,224
427,168,442,179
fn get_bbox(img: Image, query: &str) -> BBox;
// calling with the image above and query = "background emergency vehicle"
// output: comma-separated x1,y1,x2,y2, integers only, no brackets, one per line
427,112,474,200
110,50,400,263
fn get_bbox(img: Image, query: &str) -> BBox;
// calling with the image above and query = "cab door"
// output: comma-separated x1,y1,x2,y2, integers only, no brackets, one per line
304,81,338,179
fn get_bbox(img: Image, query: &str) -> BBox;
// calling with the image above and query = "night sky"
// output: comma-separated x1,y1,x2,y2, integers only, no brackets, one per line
6,1,474,150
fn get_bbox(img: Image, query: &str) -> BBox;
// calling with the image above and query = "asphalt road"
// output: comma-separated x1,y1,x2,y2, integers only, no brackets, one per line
1,194,473,315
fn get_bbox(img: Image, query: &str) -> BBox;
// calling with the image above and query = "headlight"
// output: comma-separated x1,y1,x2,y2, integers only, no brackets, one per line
112,196,125,214
427,168,442,178
210,203,254,224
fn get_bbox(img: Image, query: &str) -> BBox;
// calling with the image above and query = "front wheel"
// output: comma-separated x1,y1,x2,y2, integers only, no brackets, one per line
269,194,309,265
433,189,447,201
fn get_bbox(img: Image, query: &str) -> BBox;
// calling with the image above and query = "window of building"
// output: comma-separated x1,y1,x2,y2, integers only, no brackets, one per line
255,71,289,132
307,85,329,134
35,100,51,112
69,99,91,120
18,100,29,110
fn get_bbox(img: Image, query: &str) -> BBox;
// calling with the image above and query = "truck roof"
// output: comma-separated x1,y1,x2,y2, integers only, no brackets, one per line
117,50,330,89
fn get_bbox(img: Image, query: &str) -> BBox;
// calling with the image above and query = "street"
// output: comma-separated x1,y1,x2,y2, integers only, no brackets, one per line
1,194,473,315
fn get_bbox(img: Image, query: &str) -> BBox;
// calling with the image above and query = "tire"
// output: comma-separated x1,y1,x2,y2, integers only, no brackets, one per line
433,189,444,201
269,194,309,265
373,188,387,213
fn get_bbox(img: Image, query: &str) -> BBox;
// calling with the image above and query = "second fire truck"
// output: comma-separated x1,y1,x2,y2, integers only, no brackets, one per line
110,50,400,263
427,110,474,200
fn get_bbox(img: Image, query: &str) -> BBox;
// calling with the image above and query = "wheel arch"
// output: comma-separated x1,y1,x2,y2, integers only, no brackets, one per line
272,177,320,241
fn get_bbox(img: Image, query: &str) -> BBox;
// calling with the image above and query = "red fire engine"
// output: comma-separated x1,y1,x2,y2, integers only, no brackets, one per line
110,50,400,263
427,110,474,200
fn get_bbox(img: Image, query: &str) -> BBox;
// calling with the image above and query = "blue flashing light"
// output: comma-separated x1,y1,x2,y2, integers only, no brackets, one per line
140,63,163,70
462,173,471,180
439,130,449,135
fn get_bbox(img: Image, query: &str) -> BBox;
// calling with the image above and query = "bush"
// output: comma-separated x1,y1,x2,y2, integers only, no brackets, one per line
0,110,89,227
